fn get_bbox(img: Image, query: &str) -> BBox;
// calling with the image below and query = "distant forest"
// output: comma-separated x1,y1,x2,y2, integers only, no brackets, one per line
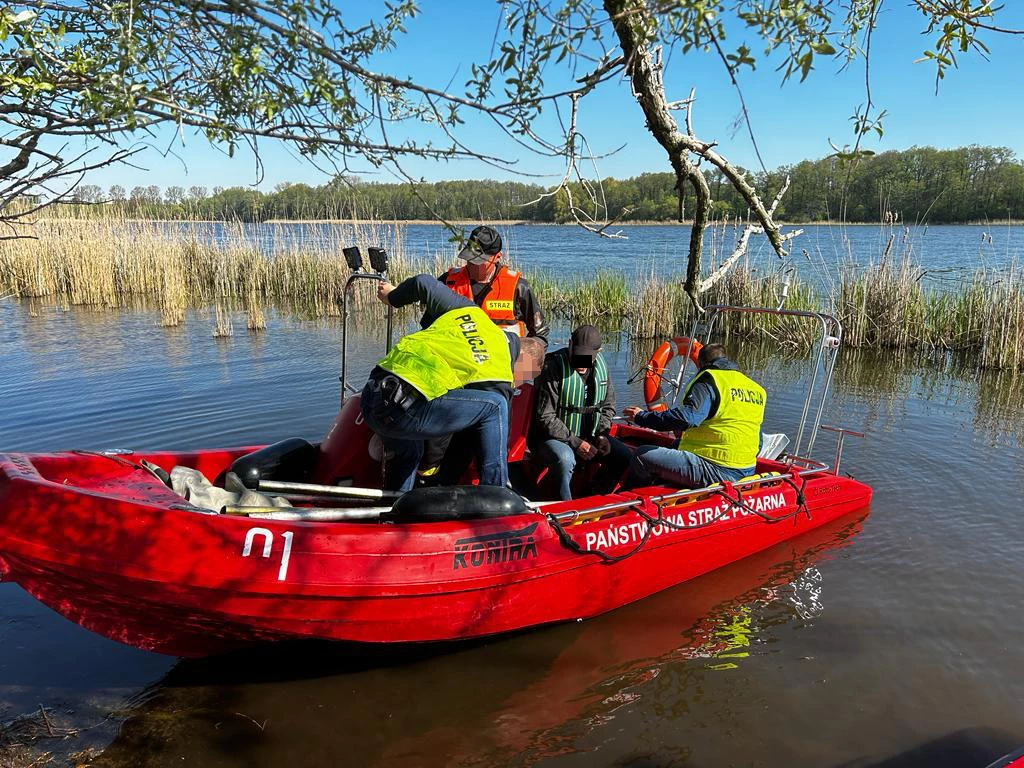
74,145,1024,224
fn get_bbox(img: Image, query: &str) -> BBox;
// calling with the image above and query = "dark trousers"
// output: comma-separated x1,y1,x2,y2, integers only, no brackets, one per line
533,436,632,501
361,377,510,492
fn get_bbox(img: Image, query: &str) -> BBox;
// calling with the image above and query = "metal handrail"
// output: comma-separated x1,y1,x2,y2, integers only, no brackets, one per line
340,271,393,406
818,424,864,476
780,453,831,470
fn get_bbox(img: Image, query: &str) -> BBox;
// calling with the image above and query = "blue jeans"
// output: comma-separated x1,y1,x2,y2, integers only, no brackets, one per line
361,380,509,492
630,445,752,489
536,439,577,501
535,437,633,501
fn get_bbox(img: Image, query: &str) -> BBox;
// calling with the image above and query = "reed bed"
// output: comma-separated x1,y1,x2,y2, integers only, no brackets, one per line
0,216,433,330
836,250,1024,370
533,271,630,326
2,214,1023,369
630,264,820,345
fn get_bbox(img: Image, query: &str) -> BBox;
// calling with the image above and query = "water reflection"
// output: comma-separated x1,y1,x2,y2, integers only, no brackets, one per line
975,369,1024,445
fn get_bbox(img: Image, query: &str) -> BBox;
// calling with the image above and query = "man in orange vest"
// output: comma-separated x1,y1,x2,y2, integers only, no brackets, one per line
440,224,549,345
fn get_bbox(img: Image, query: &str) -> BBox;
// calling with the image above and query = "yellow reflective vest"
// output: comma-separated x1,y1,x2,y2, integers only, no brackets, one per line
677,368,766,469
377,306,513,400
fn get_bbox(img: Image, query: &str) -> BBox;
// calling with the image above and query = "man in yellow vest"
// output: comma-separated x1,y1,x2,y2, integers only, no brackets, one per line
529,325,631,500
623,343,766,488
421,224,548,480
361,274,546,492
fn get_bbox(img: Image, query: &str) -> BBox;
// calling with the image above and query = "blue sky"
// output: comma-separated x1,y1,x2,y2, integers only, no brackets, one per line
85,1,1024,193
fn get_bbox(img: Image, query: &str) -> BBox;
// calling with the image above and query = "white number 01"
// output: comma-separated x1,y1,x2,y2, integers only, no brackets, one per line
241,527,294,581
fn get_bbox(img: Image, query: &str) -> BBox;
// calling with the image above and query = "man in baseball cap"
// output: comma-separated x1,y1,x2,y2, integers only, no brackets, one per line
457,224,503,264
423,224,551,482
528,324,631,500
440,224,548,343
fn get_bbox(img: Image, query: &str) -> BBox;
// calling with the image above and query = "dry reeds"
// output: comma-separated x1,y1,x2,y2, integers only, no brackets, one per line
212,303,233,338
836,252,1024,369
0,214,430,327
3,212,1024,369
628,267,820,346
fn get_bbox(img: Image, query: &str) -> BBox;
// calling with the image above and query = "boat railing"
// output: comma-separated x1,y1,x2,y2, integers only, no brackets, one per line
780,454,830,471
339,247,393,407
818,424,864,476
234,455,833,524
549,458,831,524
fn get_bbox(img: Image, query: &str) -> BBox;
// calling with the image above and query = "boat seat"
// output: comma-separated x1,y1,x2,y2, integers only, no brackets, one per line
507,383,535,463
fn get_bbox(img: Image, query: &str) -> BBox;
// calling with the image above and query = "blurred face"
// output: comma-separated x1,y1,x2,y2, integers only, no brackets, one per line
513,352,542,387
570,352,595,375
466,251,501,282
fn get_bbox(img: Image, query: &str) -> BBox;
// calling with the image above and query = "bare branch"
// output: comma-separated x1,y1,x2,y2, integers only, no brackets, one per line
520,93,627,239
698,225,755,296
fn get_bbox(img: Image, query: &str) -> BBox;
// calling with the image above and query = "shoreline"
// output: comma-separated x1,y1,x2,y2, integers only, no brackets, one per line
92,218,1024,227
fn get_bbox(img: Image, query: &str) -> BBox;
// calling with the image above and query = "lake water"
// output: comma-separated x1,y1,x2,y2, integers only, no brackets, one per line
165,220,1024,290
1,294,1023,767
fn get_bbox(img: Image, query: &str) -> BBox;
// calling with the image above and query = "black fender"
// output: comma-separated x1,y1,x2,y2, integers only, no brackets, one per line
230,438,318,489
384,485,529,522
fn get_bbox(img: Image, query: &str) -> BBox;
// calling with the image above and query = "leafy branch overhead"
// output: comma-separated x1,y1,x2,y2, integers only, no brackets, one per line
0,0,1018,294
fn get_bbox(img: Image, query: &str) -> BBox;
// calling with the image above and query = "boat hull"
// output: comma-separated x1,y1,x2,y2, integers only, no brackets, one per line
0,448,871,657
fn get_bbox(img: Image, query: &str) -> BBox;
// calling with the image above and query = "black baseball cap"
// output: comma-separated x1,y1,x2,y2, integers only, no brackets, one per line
569,324,601,357
458,225,503,265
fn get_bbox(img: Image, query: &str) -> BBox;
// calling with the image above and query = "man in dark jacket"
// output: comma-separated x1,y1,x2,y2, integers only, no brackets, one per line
623,343,765,489
529,325,631,500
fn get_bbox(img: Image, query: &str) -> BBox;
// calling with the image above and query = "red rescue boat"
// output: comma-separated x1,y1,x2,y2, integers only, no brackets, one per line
0,296,872,657
0,441,868,657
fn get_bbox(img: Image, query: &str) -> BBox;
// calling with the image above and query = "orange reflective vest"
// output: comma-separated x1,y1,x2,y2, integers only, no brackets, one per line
444,265,526,337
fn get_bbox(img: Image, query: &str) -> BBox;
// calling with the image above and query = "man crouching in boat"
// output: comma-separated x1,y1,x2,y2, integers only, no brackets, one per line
529,324,632,500
362,274,545,492
622,343,766,489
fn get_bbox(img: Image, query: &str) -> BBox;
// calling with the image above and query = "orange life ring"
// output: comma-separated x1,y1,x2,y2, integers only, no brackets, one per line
643,337,703,412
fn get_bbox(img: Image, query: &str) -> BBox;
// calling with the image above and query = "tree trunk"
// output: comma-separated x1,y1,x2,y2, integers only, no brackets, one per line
604,0,792,310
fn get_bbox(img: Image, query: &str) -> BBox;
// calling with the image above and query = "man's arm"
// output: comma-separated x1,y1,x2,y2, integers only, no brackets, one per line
383,274,473,326
631,374,715,432
515,278,550,346
532,357,581,449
